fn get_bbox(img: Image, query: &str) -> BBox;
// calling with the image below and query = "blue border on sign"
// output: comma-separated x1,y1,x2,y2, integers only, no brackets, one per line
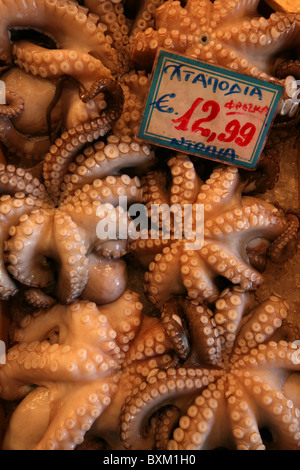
138,50,283,169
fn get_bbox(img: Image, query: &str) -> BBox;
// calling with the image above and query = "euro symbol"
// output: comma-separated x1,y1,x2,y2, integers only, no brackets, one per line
150,93,176,113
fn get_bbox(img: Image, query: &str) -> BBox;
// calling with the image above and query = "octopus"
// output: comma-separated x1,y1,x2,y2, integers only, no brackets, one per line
0,0,159,199
0,0,299,453
0,0,119,170
0,290,151,450
85,310,174,449
0,157,147,305
120,286,300,450
130,0,300,118
0,1,158,307
130,152,299,308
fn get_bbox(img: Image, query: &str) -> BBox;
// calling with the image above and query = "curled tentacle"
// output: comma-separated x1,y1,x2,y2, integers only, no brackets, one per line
5,208,56,290
0,0,119,71
4,207,91,304
0,67,62,160
267,213,300,264
24,289,57,309
161,298,191,361
61,136,155,198
0,194,44,299
0,121,53,161
275,59,300,81
246,243,268,272
43,78,124,202
120,367,219,450
0,90,24,119
154,405,181,450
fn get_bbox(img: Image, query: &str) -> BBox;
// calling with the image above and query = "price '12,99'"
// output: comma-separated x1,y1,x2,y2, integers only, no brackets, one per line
171,97,257,147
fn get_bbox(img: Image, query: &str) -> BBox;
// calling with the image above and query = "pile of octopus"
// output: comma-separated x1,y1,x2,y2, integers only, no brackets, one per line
0,0,300,452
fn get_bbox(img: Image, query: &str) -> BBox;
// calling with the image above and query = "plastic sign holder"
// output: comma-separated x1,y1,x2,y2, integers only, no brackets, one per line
138,50,283,170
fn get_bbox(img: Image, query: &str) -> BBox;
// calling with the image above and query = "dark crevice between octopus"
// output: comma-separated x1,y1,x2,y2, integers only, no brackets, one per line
9,28,57,51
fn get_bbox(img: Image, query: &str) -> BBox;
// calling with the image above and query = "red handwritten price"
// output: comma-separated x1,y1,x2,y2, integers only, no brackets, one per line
172,97,256,147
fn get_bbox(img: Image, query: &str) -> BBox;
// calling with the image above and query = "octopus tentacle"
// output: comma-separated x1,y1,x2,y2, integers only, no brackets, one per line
0,90,24,119
267,214,300,264
113,70,150,138
0,119,52,161
120,367,219,450
225,375,265,450
90,313,174,450
209,198,291,240
35,380,118,450
168,377,228,450
128,0,164,44
179,246,220,303
0,66,63,160
168,154,202,207
161,298,191,361
144,242,187,307
12,41,112,85
130,170,172,268
201,241,264,291
275,59,300,81
61,136,154,197
24,288,57,309
233,293,289,354
0,0,119,72
212,286,254,364
60,174,142,208
155,405,181,450
161,295,224,365
141,170,170,208
4,207,91,304
84,0,131,73
1,291,145,449
239,368,300,450
60,201,131,257
196,166,245,215
5,208,56,290
42,78,124,201
53,210,90,304
0,164,46,198
0,194,43,299
123,315,172,367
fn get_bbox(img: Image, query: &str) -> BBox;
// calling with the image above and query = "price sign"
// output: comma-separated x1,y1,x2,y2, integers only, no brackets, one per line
138,50,283,169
